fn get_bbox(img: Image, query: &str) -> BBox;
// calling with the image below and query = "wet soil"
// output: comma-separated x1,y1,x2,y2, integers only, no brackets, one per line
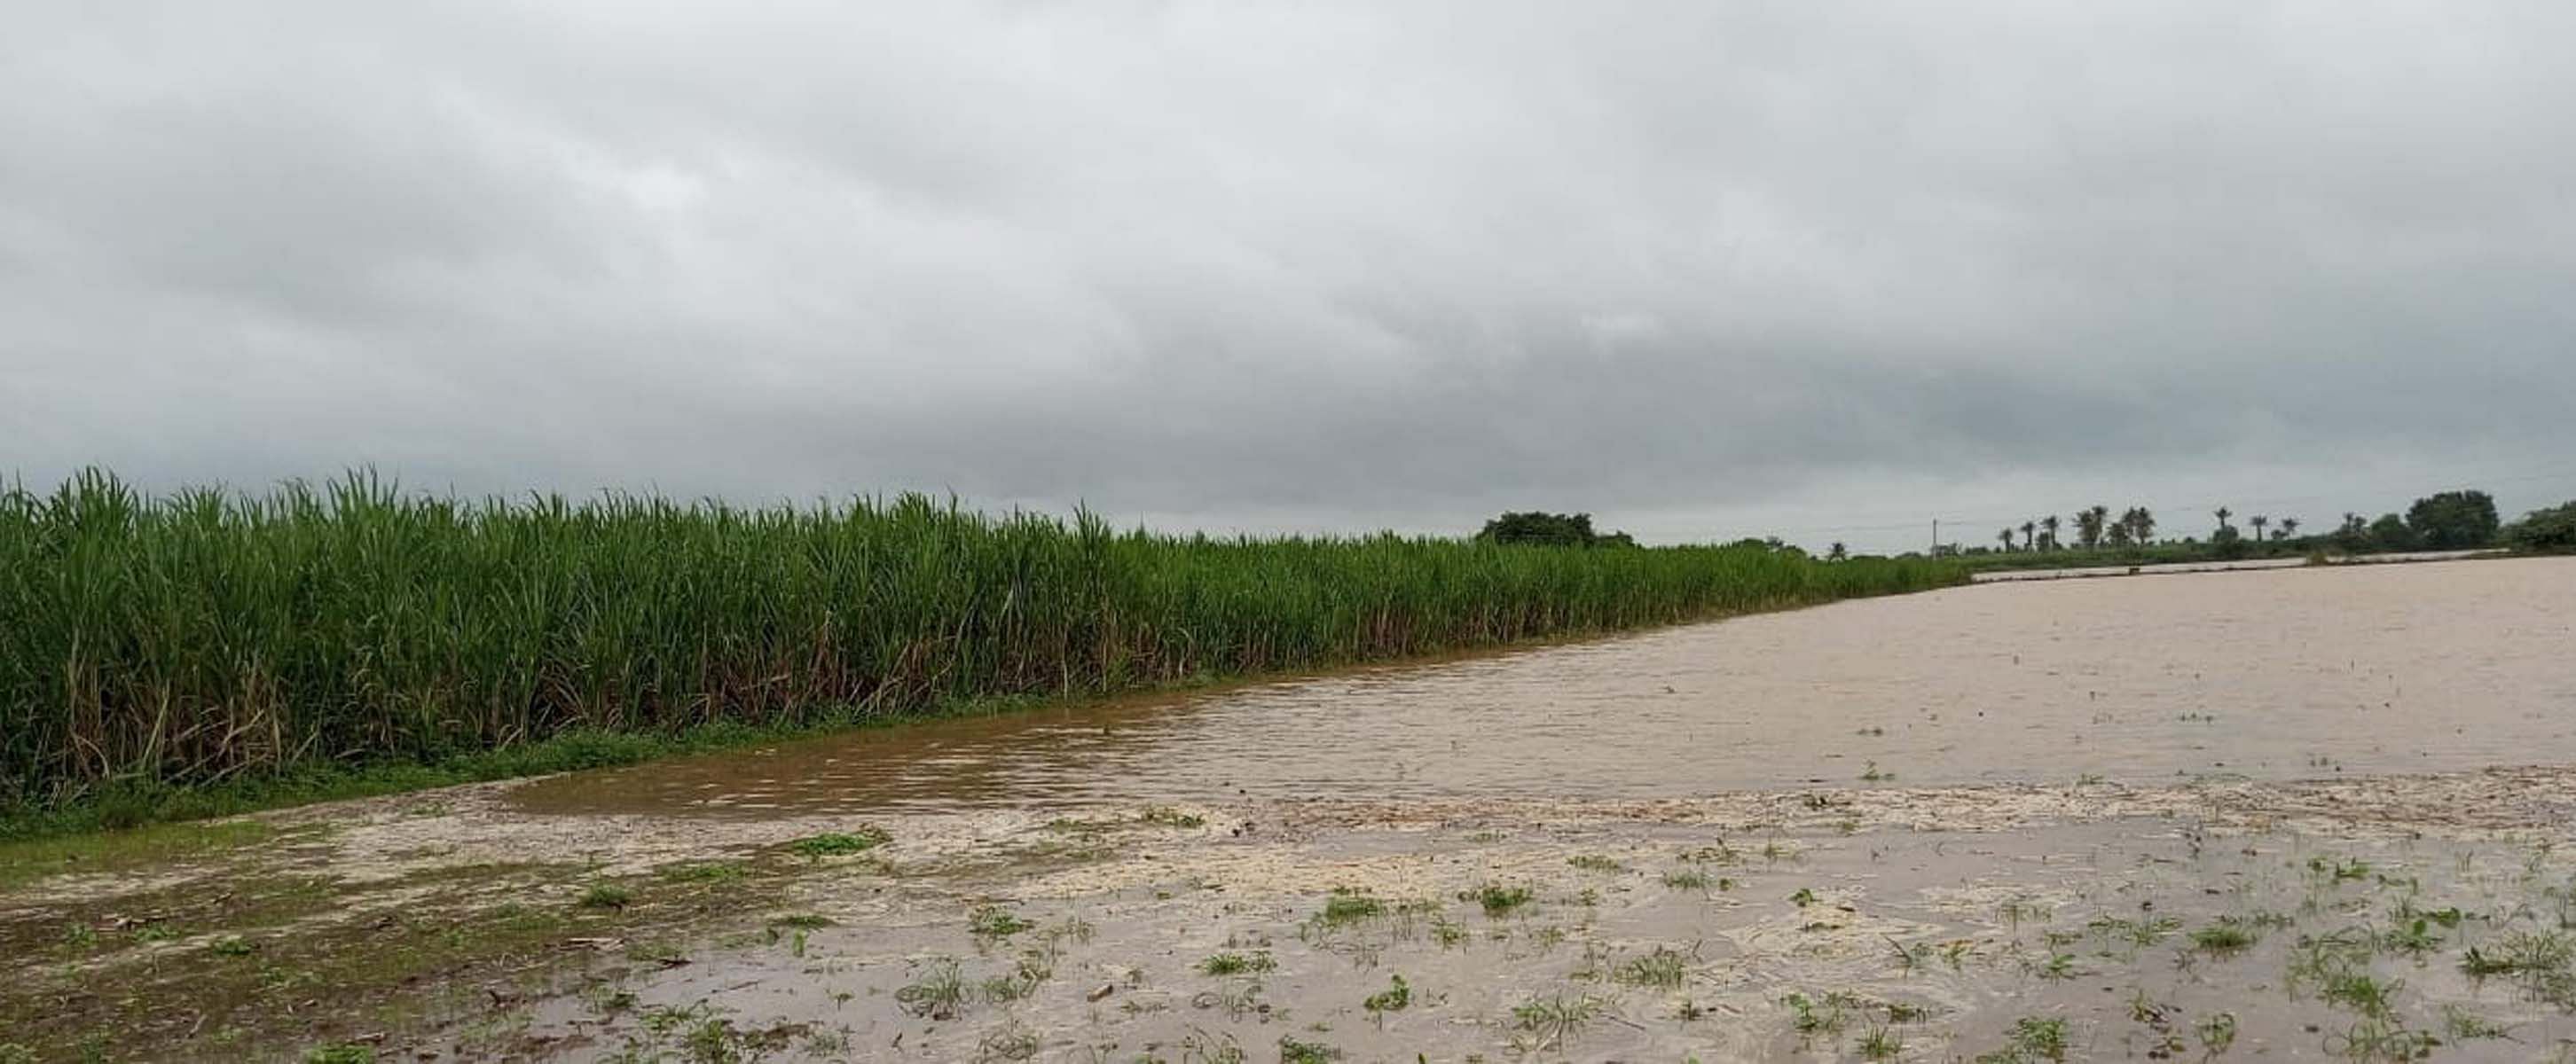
4,557,2573,1062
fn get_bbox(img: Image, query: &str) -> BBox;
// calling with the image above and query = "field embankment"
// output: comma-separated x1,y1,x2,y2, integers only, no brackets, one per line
0,471,1959,825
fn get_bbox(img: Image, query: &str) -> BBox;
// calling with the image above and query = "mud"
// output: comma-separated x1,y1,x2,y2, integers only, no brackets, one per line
4,557,2575,1062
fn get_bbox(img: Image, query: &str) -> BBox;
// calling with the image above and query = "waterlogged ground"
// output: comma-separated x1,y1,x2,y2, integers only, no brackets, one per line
3,557,2574,1062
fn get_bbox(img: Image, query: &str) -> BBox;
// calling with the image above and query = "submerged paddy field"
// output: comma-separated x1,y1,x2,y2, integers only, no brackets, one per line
0,473,1956,829
3,549,2571,1061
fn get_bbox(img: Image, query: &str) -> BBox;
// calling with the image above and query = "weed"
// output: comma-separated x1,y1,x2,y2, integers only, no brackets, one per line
302,1046,373,1064
1614,946,1688,989
2439,1004,2512,1041
1508,993,1604,1053
1784,991,1857,1038
2188,919,2260,957
2195,1012,2237,1059
659,862,746,884
1976,1015,2069,1063
1198,951,1276,976
1139,807,1205,829
1662,868,1710,890
2321,1018,2438,1062
1567,855,1622,872
1468,884,1533,918
577,884,632,911
1276,1036,1341,1063
789,829,889,858
977,1021,1041,1061
1362,974,1410,1014
1315,889,1384,927
896,958,969,1020
969,906,1035,938
1857,1023,1903,1060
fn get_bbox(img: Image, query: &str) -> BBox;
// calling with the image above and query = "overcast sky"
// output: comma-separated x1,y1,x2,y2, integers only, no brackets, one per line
7,3,2574,550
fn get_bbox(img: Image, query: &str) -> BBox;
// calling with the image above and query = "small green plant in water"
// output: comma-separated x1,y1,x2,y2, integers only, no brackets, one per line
1315,889,1384,927
1469,883,1533,918
1198,951,1276,976
577,884,632,910
968,905,1034,938
1363,974,1410,1014
1276,1035,1341,1063
1615,946,1688,989
788,828,888,858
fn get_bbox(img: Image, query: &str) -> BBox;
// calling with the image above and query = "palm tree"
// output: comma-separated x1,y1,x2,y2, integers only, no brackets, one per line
1998,528,2015,552
2280,517,2300,540
2041,514,2061,551
2214,506,2234,536
2077,505,2109,550
2124,506,2156,544
2020,520,2037,551
1827,542,1848,561
2250,514,2269,544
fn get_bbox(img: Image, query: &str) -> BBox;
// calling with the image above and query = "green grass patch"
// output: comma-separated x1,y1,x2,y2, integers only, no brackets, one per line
787,829,889,858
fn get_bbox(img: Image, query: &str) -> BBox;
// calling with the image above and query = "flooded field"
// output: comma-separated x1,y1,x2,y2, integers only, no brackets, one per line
515,555,2576,814
4,556,2574,1062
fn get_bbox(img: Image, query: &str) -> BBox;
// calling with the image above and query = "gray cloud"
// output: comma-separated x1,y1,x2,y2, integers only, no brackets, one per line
7,1,2574,550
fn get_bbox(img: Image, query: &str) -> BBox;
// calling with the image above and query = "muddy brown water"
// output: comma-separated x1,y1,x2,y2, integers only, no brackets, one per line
513,557,2576,818
15,556,2576,1062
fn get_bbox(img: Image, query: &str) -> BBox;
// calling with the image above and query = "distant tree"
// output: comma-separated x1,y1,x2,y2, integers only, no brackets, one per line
1998,528,2015,552
2020,520,2037,551
2249,514,2268,544
2332,512,2369,552
2404,490,2501,549
2040,515,2061,551
2503,500,2576,552
2368,512,2417,552
1827,541,1849,561
1478,512,1621,547
2107,520,2133,548
2076,506,2108,550
2279,517,2300,540
2123,506,2156,544
2212,506,2234,539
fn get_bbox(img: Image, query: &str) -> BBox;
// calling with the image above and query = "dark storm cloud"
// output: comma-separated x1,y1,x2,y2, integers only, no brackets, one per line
6,2,2574,548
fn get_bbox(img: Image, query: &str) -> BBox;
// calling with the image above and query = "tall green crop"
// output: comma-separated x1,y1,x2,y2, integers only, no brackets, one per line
0,470,1961,809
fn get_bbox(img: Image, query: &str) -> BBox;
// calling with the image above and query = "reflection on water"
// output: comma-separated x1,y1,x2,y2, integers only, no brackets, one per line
509,557,2576,817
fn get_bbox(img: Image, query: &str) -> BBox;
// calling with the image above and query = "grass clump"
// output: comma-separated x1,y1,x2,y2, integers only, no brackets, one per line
1975,1015,2070,1063
967,906,1034,939
1614,946,1688,989
575,884,632,911
2188,919,2261,956
1198,951,1276,976
1362,974,1410,1014
658,861,746,884
1468,883,1533,918
1314,889,1385,927
0,470,1962,829
1276,1036,1342,1063
787,828,888,858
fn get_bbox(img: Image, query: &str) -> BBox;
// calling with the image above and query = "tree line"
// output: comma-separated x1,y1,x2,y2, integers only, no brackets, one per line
1956,489,2576,561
